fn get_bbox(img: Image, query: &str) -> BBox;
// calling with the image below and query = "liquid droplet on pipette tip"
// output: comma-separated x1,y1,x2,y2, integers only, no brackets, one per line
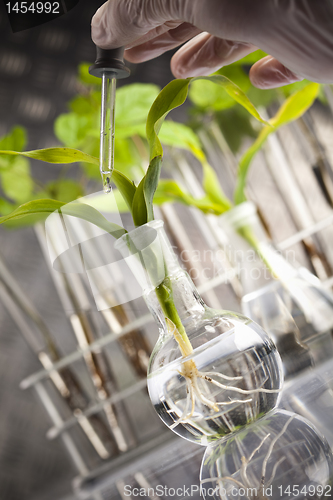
102,174,112,193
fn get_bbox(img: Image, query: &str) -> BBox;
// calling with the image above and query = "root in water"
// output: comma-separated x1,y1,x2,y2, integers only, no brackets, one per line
201,414,295,499
166,319,280,429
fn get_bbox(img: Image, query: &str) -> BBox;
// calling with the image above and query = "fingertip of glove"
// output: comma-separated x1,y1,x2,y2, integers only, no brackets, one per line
249,56,302,89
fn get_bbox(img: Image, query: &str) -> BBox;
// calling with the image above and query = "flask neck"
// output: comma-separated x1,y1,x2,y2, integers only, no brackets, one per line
114,220,206,332
221,203,333,338
219,202,296,294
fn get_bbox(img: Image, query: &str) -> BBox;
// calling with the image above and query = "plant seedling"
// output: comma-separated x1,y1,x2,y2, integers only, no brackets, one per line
0,75,281,420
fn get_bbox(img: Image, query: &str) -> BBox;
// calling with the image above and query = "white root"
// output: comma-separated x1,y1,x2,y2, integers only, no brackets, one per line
247,433,271,464
170,364,279,429
169,379,195,430
198,374,281,395
201,476,248,490
166,319,280,431
192,373,220,411
216,398,252,406
204,421,291,500
241,434,271,488
260,415,295,488
203,371,243,381
266,456,285,488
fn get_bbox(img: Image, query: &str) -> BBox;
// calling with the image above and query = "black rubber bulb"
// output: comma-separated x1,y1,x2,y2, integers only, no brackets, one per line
89,46,130,79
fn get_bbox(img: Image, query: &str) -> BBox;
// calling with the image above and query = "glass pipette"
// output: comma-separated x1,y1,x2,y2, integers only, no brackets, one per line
89,47,130,193
100,73,116,192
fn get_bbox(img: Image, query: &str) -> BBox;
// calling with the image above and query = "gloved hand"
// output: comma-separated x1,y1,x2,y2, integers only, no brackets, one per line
91,0,333,89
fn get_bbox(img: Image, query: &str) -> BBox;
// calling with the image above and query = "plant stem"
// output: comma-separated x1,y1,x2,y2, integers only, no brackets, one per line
236,224,278,278
124,227,194,358
155,277,193,357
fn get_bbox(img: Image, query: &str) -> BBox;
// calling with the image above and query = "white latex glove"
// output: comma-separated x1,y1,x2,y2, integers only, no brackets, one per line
91,0,333,89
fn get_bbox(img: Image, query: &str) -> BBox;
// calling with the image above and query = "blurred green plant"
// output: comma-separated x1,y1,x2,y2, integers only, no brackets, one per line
54,76,161,180
0,72,266,227
0,72,322,353
0,63,324,428
188,49,325,154
0,73,269,365
0,74,160,223
0,58,321,229
155,81,319,214
0,126,34,214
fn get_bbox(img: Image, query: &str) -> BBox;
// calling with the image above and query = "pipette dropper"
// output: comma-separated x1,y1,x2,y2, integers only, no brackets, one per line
89,47,130,193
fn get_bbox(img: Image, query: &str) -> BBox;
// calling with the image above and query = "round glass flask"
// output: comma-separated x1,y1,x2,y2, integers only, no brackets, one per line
114,221,283,444
200,409,333,500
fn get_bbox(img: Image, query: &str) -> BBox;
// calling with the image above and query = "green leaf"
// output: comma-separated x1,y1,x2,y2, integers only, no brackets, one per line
218,66,251,93
270,82,320,128
60,202,127,238
116,123,147,140
131,177,147,227
0,197,15,215
144,76,265,224
66,84,160,142
189,67,251,111
158,121,206,161
233,126,271,205
0,126,27,153
0,148,99,166
194,75,268,125
54,113,93,148
278,79,313,98
141,79,193,222
78,63,100,86
1,156,33,203
113,137,141,178
116,84,160,128
0,199,68,224
111,169,137,210
143,156,162,222
147,76,268,164
190,78,233,111
0,126,28,170
0,198,127,238
202,162,232,211
146,78,191,162
69,92,100,115
234,82,320,204
154,179,226,214
154,179,190,205
0,146,137,212
192,196,228,215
